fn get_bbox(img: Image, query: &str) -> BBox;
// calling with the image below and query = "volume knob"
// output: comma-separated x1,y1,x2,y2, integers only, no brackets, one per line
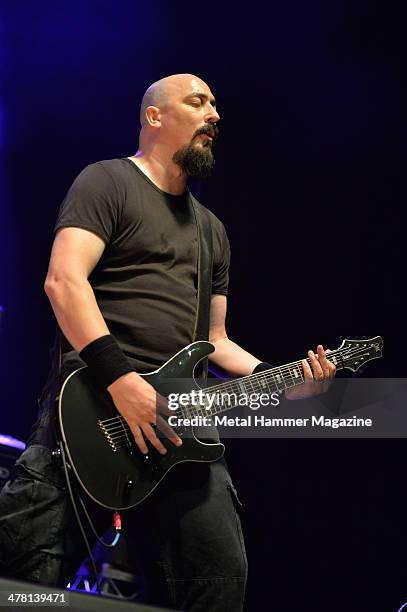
125,479,134,495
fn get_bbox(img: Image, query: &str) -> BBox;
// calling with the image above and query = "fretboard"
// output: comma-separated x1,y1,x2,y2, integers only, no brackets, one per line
178,349,344,420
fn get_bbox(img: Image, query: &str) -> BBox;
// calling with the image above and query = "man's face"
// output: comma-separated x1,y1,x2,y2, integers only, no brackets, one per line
159,77,220,177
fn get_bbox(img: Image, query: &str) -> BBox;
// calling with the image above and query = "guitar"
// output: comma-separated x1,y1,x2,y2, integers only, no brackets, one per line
58,336,383,510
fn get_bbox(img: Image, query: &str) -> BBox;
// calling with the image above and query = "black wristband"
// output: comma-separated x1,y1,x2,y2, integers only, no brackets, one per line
79,334,134,388
252,361,273,374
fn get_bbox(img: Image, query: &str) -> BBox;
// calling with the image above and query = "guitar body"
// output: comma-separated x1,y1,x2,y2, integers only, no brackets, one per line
58,341,224,510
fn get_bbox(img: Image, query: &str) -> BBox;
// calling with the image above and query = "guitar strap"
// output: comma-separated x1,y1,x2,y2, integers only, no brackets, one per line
189,193,214,381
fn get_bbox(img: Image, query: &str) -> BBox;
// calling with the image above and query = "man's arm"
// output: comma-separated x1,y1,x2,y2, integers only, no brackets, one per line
44,227,110,349
44,227,181,454
208,295,261,376
208,295,336,398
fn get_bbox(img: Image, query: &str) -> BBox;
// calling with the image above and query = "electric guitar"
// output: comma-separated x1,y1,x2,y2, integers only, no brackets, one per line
58,336,383,509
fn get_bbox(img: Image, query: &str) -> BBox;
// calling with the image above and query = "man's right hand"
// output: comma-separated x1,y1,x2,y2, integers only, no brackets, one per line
107,372,183,455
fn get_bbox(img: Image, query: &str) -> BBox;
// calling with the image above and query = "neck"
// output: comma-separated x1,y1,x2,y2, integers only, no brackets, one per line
130,147,187,195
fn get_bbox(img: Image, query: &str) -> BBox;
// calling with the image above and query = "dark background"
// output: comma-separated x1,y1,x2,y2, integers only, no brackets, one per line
0,1,404,610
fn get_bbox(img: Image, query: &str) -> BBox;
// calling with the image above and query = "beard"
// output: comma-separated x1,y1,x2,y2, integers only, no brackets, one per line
172,127,218,178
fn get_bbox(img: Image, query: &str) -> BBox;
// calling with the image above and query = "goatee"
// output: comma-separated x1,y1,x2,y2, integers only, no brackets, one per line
173,129,217,178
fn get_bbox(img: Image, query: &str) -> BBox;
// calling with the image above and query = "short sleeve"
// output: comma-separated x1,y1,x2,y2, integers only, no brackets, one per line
54,162,122,243
211,218,231,296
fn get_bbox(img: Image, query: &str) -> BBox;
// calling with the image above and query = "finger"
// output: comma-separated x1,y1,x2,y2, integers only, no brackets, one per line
328,361,336,379
301,358,314,381
130,423,149,455
141,423,168,455
323,348,337,379
317,345,330,378
308,350,323,380
156,415,183,446
156,393,171,417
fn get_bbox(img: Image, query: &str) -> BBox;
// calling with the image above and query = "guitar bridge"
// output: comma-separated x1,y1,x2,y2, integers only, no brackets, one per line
97,419,118,452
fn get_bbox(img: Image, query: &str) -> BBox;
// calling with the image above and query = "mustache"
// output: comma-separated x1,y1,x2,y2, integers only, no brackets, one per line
193,123,219,141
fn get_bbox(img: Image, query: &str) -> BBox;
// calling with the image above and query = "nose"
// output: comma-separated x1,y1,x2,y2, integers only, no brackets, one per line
204,103,220,124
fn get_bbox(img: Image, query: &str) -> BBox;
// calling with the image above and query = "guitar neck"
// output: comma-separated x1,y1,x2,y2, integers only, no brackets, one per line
179,337,382,418
179,349,345,420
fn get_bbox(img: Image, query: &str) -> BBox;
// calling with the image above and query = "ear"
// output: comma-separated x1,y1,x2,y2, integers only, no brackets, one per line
145,105,161,128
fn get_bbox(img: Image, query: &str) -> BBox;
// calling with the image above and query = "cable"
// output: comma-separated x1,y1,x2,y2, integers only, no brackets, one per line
77,495,122,549
59,441,101,594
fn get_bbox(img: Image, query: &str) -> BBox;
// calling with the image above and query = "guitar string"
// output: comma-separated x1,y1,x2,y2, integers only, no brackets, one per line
199,343,379,393
97,343,381,439
105,342,379,425
97,343,379,432
97,343,370,429
193,343,380,400
100,344,381,444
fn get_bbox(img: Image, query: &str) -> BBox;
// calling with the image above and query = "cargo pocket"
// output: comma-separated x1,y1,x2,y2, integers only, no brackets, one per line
227,480,243,512
226,480,248,583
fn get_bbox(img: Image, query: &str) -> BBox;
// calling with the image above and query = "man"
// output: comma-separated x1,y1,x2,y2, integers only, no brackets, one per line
0,74,335,610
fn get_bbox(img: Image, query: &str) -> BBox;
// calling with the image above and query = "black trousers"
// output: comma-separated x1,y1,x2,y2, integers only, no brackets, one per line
0,441,247,611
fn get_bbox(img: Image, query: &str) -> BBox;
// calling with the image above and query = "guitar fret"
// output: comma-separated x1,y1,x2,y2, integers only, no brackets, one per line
275,368,286,389
285,367,295,387
290,365,304,384
263,375,274,393
238,381,247,394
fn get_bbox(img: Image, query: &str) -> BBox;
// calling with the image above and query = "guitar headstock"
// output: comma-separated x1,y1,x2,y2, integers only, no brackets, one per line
336,336,383,372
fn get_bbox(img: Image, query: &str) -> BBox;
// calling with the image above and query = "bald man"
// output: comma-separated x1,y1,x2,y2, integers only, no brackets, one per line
0,74,335,610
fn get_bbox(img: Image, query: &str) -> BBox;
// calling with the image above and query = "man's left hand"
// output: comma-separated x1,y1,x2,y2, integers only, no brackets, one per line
285,345,336,400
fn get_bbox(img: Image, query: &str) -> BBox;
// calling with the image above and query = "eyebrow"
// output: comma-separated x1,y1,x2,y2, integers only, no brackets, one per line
185,92,217,107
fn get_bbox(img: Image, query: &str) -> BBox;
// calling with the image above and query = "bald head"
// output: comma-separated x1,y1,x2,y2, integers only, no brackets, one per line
136,73,220,179
139,73,212,126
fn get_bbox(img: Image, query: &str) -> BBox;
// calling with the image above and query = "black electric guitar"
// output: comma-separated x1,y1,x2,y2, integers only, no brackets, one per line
58,336,383,510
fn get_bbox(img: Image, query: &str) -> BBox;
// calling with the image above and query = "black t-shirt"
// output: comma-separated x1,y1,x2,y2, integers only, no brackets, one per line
54,157,230,371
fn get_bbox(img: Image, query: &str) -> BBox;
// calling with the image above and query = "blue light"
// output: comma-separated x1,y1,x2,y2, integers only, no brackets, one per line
0,433,26,450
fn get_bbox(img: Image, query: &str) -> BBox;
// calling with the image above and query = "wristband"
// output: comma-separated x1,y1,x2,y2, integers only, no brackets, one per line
79,334,134,388
252,361,273,374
